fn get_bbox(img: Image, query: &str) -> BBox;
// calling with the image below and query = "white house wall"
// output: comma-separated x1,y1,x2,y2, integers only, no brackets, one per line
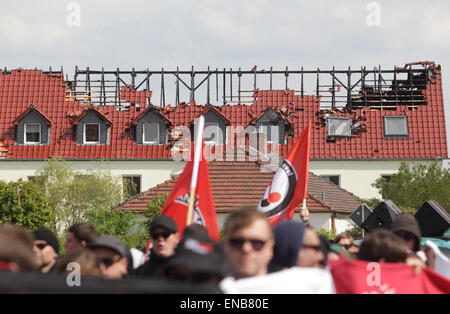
0,160,186,193
309,159,437,199
0,159,440,201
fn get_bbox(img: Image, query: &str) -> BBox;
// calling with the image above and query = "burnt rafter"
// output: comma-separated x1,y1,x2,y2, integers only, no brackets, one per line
70,62,437,112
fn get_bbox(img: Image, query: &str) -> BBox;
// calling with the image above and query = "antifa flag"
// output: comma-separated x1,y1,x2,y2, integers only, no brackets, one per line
158,140,219,241
257,120,312,225
330,257,450,294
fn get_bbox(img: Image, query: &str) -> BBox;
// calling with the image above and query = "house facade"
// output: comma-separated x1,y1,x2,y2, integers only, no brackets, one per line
0,62,447,209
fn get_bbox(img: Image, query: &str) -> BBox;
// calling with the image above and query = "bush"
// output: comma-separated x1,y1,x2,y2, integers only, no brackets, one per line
0,180,53,231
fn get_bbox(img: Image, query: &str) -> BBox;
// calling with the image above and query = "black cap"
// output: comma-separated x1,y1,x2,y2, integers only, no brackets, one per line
87,235,127,257
150,215,178,234
165,235,227,276
33,228,60,255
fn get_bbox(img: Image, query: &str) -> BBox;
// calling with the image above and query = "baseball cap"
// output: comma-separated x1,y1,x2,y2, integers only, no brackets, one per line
150,215,178,234
87,235,127,257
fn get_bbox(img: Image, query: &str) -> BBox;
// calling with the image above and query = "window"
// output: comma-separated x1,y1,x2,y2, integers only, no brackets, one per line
84,123,100,144
204,122,220,145
27,176,37,183
384,116,408,138
326,117,352,138
123,176,141,199
382,175,392,182
143,123,160,144
260,123,279,144
321,175,340,186
24,123,41,144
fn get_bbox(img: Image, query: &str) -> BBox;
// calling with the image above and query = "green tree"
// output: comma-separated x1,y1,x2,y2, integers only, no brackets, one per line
34,157,123,236
0,180,53,230
316,228,336,241
372,161,450,213
144,194,167,231
84,207,148,248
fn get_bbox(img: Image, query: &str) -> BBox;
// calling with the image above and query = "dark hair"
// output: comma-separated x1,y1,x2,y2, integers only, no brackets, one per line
68,223,98,244
0,225,37,272
223,207,272,238
183,224,209,239
357,229,407,263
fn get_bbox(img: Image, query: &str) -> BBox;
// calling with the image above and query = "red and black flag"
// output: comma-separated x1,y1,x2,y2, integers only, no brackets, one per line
257,120,312,225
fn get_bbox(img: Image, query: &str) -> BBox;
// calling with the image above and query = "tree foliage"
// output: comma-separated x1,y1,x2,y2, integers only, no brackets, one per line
0,180,52,230
84,206,148,248
34,157,123,236
372,161,450,213
144,194,167,231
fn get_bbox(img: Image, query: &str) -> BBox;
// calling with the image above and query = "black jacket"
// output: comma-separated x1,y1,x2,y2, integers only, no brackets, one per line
134,252,172,278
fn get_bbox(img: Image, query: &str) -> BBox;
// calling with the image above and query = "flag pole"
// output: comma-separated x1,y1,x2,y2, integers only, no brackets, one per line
300,120,312,224
186,115,205,226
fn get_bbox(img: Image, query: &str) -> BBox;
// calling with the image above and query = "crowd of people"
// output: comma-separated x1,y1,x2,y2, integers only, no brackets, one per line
0,208,448,293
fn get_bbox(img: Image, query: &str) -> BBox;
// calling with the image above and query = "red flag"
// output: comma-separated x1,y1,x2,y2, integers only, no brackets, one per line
159,142,219,241
257,120,312,225
329,257,450,294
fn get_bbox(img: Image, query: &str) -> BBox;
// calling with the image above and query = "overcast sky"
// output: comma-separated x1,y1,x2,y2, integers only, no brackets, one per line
0,0,449,155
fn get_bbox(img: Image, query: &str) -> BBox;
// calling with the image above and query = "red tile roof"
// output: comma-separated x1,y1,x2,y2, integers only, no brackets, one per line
0,65,447,160
115,160,360,214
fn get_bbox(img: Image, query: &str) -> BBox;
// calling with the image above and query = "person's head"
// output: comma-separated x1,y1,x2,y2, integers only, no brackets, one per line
33,228,59,273
55,249,102,277
222,208,274,279
297,227,324,268
163,235,227,284
150,215,180,258
357,229,408,263
391,214,422,253
269,220,306,272
182,223,209,240
0,225,37,273
64,222,98,254
335,232,352,248
334,232,359,254
87,235,128,279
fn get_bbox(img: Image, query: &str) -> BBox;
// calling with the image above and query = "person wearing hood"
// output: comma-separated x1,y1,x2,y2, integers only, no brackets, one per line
391,213,422,254
391,214,427,274
269,220,324,272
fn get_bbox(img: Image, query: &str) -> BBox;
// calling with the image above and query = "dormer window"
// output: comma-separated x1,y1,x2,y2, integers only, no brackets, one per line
13,105,51,145
143,123,160,145
24,123,41,144
84,123,100,144
259,122,279,144
204,122,220,145
132,107,171,145
73,108,111,145
253,108,286,144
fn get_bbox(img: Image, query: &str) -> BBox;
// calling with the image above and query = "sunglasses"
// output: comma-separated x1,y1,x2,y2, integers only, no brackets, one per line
303,244,322,252
97,257,120,268
151,231,173,240
395,231,415,242
227,237,267,251
35,243,48,250
340,244,353,250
